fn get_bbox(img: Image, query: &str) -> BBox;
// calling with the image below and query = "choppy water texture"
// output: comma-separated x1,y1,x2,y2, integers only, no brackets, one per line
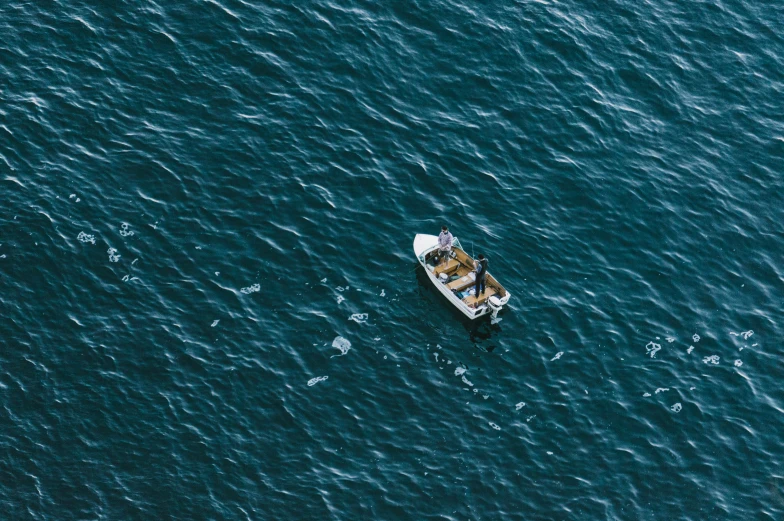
2,0,783,519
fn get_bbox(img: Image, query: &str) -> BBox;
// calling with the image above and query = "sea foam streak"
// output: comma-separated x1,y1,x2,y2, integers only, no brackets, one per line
332,336,351,356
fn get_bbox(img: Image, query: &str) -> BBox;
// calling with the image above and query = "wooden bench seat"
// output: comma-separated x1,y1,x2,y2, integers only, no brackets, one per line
447,273,475,291
433,258,460,276
463,286,498,308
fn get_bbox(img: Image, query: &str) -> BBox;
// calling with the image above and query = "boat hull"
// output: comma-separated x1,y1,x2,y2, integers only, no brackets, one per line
413,234,510,320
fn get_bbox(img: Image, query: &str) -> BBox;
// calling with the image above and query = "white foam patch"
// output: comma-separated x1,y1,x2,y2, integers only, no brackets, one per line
240,283,260,294
320,278,327,283
671,403,682,413
77,232,95,244
349,313,368,323
515,402,526,410
643,392,651,397
454,367,466,376
461,375,473,387
687,346,694,354
666,337,675,343
646,342,661,358
550,351,563,361
734,359,743,367
336,286,345,292
434,352,439,362
332,336,351,356
307,376,328,386
211,320,219,327
693,334,700,343
702,355,720,365
119,222,134,237
741,330,753,340
489,422,501,431
336,295,345,304
380,289,385,297
655,388,669,394
107,247,120,262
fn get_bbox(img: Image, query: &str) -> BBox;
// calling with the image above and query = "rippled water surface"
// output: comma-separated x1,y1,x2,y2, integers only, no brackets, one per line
2,0,783,519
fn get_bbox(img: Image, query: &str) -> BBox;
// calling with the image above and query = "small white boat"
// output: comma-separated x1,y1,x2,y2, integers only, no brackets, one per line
413,234,511,321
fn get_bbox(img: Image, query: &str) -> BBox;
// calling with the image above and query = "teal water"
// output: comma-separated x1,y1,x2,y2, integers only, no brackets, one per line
2,1,783,519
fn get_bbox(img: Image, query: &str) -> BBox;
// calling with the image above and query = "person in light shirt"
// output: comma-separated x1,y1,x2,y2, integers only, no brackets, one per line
437,225,453,266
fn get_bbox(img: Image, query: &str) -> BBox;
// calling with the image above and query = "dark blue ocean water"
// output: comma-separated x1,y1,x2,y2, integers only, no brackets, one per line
2,0,783,519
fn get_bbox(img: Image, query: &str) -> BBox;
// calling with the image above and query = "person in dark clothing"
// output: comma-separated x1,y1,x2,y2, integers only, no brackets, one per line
474,254,488,298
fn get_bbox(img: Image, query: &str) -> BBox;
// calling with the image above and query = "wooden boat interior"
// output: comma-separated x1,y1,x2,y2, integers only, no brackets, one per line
424,247,508,308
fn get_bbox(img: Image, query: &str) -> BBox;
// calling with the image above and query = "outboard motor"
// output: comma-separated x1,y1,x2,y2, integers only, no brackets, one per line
488,295,503,324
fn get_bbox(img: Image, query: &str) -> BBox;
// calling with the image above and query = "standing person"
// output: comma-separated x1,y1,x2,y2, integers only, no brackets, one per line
437,225,453,265
473,254,488,298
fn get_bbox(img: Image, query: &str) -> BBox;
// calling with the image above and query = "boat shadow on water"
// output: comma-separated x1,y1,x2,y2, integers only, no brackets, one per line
414,264,504,351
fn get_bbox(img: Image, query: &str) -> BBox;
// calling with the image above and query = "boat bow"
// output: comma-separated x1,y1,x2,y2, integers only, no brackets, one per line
413,234,438,260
